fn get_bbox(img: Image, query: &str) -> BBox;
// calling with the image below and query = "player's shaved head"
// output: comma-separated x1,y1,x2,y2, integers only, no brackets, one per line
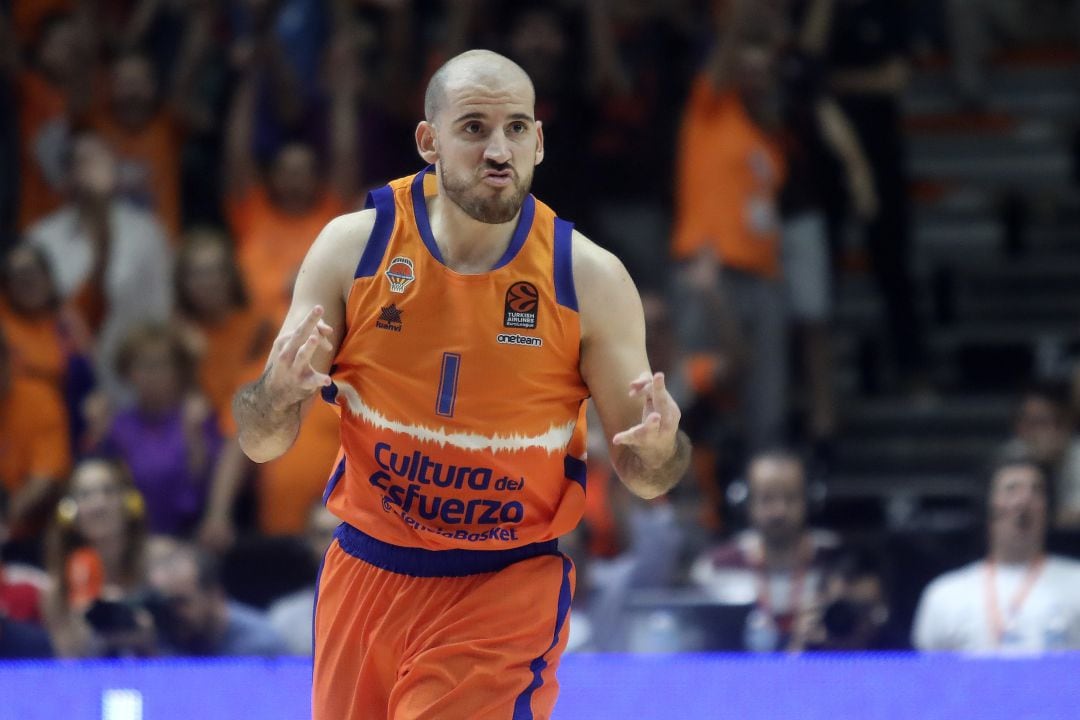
424,49,535,122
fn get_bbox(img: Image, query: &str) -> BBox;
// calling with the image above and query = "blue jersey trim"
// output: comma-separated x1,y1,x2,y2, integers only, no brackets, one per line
512,554,574,719
321,457,346,506
410,167,446,264
491,194,535,270
310,530,335,660
332,522,558,578
552,218,578,311
411,165,536,271
320,365,339,405
355,185,396,278
564,455,587,492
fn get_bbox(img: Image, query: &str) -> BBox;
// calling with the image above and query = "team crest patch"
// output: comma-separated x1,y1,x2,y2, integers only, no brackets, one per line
376,304,403,332
385,257,415,293
504,281,538,329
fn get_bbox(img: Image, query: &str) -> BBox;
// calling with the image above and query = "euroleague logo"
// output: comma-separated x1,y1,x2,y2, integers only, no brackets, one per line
503,281,538,329
385,256,415,293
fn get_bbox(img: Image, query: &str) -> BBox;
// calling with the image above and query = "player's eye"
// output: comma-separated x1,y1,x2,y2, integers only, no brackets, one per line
509,122,527,134
463,122,482,134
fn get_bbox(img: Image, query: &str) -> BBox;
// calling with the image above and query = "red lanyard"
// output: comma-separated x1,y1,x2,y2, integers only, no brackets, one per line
754,538,810,632
984,556,1046,646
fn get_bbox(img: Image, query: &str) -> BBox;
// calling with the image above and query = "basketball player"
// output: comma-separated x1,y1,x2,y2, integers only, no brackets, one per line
234,49,690,719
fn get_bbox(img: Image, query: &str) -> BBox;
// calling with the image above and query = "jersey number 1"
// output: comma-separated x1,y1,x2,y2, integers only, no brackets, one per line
436,352,460,418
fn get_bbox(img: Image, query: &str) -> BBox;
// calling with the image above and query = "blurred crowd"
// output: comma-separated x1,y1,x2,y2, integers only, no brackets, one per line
3,0,1080,660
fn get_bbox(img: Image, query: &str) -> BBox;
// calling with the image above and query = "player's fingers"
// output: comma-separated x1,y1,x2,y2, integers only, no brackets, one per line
303,370,333,389
315,319,334,336
292,305,326,345
613,426,649,447
643,411,662,430
293,332,323,370
279,306,325,358
628,372,654,397
652,378,680,427
613,414,661,446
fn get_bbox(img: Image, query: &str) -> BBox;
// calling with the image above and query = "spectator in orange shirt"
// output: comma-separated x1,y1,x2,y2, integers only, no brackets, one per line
0,242,95,445
671,4,789,455
0,328,72,540
174,228,274,422
91,51,184,238
1,8,96,231
89,1,217,239
224,20,359,322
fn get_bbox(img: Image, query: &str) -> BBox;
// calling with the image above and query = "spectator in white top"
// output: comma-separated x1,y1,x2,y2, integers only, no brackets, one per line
690,450,839,651
24,129,172,402
913,454,1080,653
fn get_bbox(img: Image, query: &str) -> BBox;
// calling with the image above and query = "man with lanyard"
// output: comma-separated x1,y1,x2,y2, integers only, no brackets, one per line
914,454,1080,653
690,450,839,651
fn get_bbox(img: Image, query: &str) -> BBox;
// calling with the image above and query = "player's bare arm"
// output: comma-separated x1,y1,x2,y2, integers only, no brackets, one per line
575,230,691,499
234,210,374,463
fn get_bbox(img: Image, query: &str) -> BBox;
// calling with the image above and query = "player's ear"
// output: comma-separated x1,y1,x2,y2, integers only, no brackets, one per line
416,121,438,164
534,120,545,166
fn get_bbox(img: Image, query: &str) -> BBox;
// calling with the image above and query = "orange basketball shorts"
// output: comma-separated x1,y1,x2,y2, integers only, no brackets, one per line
312,523,576,720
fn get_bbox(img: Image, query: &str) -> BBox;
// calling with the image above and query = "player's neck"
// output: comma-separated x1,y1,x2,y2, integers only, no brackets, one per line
426,195,519,274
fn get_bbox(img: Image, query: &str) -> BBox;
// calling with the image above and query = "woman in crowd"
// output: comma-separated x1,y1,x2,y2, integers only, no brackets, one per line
44,457,153,658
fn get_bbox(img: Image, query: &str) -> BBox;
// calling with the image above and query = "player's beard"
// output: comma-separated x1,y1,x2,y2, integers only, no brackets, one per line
440,161,531,225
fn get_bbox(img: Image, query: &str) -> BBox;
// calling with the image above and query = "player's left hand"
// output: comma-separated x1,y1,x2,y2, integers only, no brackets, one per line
612,371,681,468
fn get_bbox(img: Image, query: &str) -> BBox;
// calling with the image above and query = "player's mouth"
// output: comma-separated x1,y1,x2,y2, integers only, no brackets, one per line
481,168,514,187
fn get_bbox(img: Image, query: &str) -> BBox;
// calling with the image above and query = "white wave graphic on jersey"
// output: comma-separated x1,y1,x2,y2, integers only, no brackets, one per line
334,381,575,454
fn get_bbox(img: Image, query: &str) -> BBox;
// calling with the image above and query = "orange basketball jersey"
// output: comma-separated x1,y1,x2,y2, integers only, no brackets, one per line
321,166,590,552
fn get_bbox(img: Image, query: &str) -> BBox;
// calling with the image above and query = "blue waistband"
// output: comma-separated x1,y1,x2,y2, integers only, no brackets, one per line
333,523,559,578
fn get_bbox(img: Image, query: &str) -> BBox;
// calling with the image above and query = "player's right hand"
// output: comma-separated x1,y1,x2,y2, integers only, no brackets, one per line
264,305,335,410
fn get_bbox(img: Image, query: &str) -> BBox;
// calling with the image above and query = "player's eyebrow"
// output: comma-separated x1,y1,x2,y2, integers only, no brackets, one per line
453,111,535,124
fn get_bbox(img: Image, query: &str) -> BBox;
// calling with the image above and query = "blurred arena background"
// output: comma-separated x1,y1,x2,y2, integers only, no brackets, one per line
1,0,1079,717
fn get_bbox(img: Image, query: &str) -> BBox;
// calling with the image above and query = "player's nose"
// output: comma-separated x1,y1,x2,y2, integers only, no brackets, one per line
483,134,512,164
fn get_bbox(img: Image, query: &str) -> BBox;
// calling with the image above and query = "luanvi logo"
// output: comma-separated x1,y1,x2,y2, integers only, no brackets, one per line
376,304,403,332
504,281,538,328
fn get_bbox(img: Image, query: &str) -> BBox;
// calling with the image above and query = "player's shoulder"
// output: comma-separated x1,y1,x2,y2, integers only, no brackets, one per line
305,208,378,270
569,229,639,310
317,208,378,249
570,229,624,277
